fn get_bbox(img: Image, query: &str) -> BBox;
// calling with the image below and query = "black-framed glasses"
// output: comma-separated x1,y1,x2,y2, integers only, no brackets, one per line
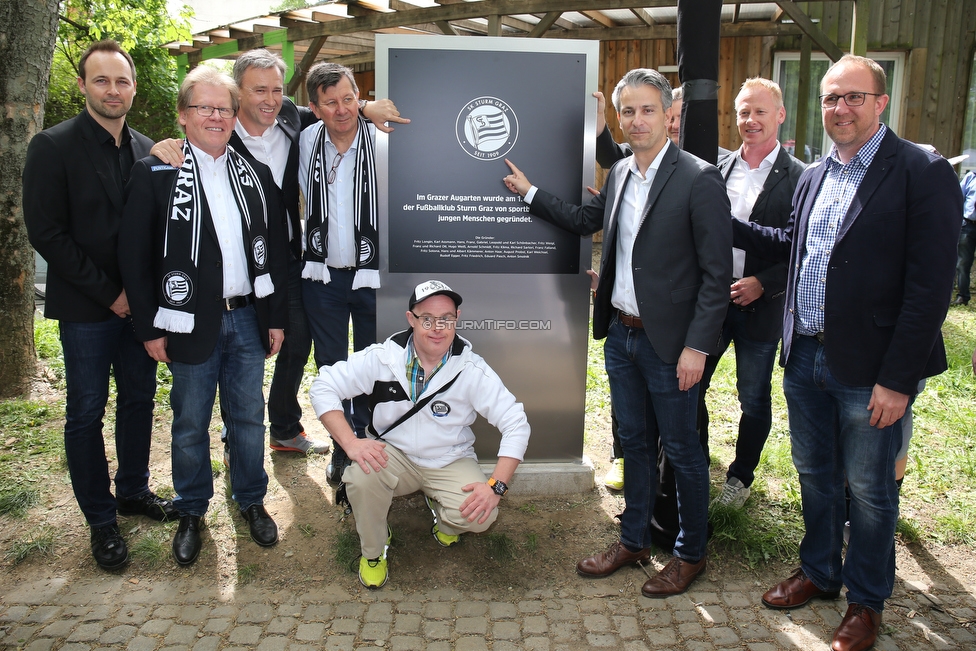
410,312,458,329
327,152,344,184
819,92,882,109
187,105,236,118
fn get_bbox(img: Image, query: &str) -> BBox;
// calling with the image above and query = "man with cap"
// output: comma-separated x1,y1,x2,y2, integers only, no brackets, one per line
309,280,531,588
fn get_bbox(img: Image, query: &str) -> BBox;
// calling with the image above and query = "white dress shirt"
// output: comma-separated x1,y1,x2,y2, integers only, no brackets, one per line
725,143,779,279
189,143,252,298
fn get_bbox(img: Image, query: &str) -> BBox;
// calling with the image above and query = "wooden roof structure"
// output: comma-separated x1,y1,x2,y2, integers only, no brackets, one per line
167,0,852,94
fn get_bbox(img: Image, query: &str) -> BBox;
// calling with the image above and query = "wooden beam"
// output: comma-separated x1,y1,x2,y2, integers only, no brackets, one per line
581,11,616,28
542,21,802,40
850,0,869,55
487,14,502,36
630,8,655,25
434,20,458,35
775,1,844,62
529,12,562,37
287,35,327,96
794,33,812,161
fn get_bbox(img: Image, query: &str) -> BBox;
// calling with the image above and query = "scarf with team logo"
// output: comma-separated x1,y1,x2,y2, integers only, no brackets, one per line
302,115,379,289
154,141,274,334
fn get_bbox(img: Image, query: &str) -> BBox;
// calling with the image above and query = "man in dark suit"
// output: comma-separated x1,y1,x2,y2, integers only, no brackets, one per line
23,39,177,571
504,68,731,597
699,78,805,509
733,55,960,651
119,67,288,566
152,50,407,463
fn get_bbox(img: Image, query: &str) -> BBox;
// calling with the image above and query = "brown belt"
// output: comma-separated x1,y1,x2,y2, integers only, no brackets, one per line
618,311,643,329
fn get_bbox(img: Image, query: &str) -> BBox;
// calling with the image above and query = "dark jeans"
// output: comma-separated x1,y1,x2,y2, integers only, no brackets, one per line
698,305,779,487
170,306,268,515
955,220,976,301
302,268,376,436
604,318,709,562
267,256,312,441
785,335,903,612
60,316,158,527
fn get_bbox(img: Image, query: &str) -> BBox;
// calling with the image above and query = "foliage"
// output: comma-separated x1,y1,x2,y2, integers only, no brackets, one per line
45,0,192,141
129,525,173,569
5,527,57,565
271,0,310,12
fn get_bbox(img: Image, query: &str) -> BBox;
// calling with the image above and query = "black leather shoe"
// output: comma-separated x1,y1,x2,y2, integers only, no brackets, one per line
91,523,129,570
951,295,969,306
118,491,179,522
241,504,279,547
172,515,202,566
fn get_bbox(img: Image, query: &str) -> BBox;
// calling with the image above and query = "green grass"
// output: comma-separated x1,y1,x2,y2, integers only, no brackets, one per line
5,527,56,564
237,563,259,584
129,526,174,569
332,526,361,573
479,532,516,561
0,489,40,517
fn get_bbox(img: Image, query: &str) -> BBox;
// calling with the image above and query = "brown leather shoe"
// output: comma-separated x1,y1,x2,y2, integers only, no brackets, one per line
576,541,650,577
640,556,706,597
762,568,841,609
832,603,881,651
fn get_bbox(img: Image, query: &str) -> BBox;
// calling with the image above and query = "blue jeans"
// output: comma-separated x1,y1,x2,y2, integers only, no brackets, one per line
785,335,902,612
955,220,976,301
169,306,268,516
60,316,158,528
302,268,376,435
699,306,779,487
267,256,312,441
603,318,709,562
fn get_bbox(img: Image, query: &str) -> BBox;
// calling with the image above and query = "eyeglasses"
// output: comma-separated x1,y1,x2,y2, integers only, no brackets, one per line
410,312,457,329
187,105,236,118
819,92,882,109
327,151,344,184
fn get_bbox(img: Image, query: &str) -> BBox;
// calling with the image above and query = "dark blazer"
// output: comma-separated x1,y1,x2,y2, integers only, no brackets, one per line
228,98,318,259
24,110,153,321
733,129,961,395
716,146,805,342
531,143,732,364
118,154,288,364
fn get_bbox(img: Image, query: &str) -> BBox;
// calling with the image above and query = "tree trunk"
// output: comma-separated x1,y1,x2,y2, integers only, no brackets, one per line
0,0,59,398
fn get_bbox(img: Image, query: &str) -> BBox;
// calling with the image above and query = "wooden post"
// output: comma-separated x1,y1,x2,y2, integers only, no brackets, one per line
851,0,870,56
795,34,812,161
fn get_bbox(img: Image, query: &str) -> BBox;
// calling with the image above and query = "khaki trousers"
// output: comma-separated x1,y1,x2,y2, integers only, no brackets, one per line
343,445,497,559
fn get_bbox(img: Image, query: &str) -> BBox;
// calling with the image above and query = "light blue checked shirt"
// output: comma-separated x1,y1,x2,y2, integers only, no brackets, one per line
795,124,888,336
962,170,976,223
406,336,450,403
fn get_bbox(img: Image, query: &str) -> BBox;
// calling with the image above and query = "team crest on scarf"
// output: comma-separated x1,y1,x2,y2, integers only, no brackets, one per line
162,271,193,306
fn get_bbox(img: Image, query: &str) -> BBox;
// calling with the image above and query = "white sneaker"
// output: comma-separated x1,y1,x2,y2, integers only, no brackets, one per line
711,477,750,509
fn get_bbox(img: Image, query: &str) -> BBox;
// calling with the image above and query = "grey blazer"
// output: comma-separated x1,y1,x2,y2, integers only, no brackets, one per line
530,143,732,364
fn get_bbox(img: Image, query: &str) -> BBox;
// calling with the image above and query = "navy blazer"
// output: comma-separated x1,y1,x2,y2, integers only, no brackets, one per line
530,143,732,364
733,128,962,394
118,155,288,365
24,111,153,321
228,98,318,260
716,146,805,342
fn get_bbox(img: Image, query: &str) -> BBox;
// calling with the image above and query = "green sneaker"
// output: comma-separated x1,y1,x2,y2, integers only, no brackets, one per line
431,523,460,547
425,495,461,547
358,555,388,588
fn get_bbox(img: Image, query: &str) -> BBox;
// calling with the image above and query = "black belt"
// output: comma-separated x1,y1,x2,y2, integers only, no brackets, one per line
618,311,643,329
802,331,826,345
222,295,253,311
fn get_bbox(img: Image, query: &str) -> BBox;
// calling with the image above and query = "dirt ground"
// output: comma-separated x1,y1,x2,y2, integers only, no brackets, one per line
2,371,975,606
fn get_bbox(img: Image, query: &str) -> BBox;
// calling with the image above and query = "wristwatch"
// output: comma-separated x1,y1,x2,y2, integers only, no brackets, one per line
357,99,368,114
487,477,509,496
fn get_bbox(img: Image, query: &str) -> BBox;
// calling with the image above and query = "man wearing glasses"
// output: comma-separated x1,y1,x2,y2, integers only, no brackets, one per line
119,67,288,566
733,55,960,651
299,62,385,476
310,280,530,588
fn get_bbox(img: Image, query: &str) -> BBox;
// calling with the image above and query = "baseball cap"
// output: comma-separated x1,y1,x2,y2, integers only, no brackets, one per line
408,280,463,310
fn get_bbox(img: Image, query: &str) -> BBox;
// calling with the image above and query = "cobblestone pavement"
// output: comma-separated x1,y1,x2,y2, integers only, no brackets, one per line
2,569,974,650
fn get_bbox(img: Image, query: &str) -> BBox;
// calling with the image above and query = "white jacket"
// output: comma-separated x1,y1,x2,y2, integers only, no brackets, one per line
310,330,530,469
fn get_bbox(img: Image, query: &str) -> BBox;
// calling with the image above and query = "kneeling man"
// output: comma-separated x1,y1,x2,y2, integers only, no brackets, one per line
310,280,530,588
120,66,288,566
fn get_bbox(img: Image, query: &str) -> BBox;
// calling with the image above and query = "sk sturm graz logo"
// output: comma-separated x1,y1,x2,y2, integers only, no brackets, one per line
252,236,267,269
359,236,375,266
456,96,519,161
430,401,451,418
308,227,323,256
162,271,192,307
